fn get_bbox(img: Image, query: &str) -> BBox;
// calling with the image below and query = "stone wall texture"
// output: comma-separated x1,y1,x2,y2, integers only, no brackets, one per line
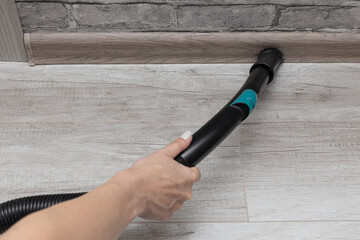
15,0,360,32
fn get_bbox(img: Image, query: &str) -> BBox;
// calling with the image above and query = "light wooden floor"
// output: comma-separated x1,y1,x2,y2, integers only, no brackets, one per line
0,62,359,239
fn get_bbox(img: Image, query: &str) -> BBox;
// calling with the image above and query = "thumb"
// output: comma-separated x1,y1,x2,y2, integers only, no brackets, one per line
160,131,192,158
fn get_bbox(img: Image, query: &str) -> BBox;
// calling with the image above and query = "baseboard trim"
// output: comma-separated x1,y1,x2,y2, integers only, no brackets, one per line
24,32,360,65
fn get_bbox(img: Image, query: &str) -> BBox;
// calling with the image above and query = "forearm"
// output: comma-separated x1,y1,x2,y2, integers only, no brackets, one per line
1,170,141,240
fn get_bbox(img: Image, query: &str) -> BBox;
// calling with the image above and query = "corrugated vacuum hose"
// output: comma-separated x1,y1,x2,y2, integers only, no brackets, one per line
0,48,283,234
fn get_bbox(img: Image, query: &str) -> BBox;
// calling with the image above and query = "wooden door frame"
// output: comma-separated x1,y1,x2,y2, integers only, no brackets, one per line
0,0,27,62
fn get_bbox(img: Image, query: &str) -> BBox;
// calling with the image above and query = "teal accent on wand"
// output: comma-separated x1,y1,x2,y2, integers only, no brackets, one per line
230,89,258,113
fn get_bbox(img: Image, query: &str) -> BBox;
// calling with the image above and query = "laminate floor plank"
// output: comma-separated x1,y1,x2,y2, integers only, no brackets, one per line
0,63,359,123
240,122,360,221
119,222,360,240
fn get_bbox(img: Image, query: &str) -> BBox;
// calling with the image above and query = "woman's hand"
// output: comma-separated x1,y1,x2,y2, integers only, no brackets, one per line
110,131,201,220
1,131,200,240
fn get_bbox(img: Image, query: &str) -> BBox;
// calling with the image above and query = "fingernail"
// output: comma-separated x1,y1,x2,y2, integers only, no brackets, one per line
180,131,192,141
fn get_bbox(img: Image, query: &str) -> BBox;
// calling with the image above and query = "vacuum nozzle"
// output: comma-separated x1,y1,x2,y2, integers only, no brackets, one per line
250,48,284,84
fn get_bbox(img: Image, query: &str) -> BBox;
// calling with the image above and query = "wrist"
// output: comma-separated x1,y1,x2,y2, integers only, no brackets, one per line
108,169,146,217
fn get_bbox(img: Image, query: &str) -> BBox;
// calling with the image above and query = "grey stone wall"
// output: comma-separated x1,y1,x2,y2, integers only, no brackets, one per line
15,0,360,33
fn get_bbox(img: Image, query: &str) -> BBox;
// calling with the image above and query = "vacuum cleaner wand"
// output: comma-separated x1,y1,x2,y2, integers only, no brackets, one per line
0,48,283,234
175,48,283,167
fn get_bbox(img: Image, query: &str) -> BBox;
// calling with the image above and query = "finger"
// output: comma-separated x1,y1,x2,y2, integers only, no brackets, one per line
159,131,192,158
190,167,201,183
